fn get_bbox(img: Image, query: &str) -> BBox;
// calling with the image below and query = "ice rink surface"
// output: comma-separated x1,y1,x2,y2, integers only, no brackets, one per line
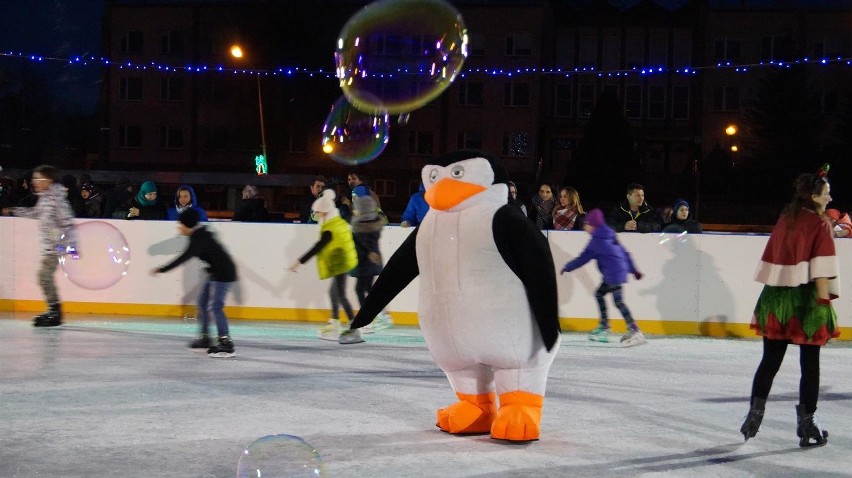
1,312,850,478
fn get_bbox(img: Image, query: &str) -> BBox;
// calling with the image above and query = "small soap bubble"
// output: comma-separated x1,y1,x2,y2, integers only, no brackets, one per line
322,94,390,165
236,434,326,478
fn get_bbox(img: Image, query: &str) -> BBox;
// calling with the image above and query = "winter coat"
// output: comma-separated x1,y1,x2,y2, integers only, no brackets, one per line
10,183,76,256
232,198,268,222
606,201,661,233
157,226,237,282
166,185,208,222
401,183,429,226
116,196,167,220
561,223,639,285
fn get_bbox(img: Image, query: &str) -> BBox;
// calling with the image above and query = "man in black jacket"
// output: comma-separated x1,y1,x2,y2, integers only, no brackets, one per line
606,182,661,233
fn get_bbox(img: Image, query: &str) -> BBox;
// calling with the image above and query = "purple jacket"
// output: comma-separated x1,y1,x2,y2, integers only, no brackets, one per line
561,223,638,285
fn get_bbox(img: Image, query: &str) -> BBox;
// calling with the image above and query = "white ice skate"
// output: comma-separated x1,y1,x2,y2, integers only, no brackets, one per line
318,319,340,341
620,330,647,347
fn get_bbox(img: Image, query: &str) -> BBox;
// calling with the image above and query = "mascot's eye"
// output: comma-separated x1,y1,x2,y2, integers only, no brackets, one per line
450,165,465,179
429,168,439,182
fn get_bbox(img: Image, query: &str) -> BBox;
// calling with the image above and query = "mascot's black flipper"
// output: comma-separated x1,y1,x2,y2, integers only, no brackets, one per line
492,204,560,351
351,228,420,329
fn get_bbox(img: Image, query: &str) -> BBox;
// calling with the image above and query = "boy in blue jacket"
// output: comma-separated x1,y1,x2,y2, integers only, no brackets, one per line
560,208,646,346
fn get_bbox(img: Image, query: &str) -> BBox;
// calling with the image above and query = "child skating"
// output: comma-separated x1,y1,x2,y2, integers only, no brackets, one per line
151,209,238,357
1,165,76,327
560,208,646,347
288,189,362,344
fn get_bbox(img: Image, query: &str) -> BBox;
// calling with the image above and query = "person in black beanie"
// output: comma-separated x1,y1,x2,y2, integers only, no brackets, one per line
150,208,238,358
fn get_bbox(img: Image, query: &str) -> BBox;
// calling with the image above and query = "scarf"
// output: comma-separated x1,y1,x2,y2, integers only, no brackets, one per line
532,195,555,229
553,206,578,230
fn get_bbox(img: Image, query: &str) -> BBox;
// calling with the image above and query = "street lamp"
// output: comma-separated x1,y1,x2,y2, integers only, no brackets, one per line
230,44,268,169
725,124,738,193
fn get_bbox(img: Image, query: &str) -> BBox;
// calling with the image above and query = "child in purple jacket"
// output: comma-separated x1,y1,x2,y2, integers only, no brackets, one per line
560,208,646,346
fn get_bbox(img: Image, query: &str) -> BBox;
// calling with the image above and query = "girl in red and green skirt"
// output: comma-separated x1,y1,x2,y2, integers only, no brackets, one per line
741,168,840,448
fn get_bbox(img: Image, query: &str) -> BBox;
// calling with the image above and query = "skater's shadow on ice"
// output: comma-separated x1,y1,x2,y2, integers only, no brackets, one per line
699,387,851,403
148,235,204,316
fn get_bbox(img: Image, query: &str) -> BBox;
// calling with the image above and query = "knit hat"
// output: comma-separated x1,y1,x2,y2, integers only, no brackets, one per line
353,195,378,220
81,182,97,194
311,188,337,214
586,208,605,227
673,199,689,217
178,208,200,229
115,176,131,188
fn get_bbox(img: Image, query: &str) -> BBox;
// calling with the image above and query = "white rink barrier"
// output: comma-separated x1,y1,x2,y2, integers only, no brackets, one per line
1,217,849,339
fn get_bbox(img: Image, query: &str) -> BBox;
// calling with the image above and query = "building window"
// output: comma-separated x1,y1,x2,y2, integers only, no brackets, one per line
760,36,792,62
812,36,843,59
555,30,575,69
502,132,530,157
818,90,839,114
160,31,185,55
201,126,230,150
578,84,595,118
408,131,433,155
712,86,740,112
649,34,668,66
457,131,483,150
625,85,642,119
118,125,142,148
119,77,143,101
626,29,644,69
579,33,597,69
602,36,620,71
410,34,438,56
601,84,618,100
200,77,218,103
469,34,486,57
505,32,533,57
714,38,741,62
375,34,404,56
503,82,530,107
458,81,484,106
554,83,572,117
648,85,666,120
120,31,144,54
160,77,184,101
159,126,184,149
373,179,396,198
672,29,691,67
671,86,689,120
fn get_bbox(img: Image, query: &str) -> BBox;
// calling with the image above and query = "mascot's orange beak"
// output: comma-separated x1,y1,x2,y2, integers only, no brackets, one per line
424,178,487,211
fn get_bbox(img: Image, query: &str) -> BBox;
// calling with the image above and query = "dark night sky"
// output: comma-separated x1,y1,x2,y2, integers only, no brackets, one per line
1,0,105,114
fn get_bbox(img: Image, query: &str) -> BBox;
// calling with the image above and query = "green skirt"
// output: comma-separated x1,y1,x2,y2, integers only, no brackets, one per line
751,283,839,346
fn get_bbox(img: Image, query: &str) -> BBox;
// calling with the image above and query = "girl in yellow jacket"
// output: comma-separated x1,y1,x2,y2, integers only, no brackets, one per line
288,189,360,343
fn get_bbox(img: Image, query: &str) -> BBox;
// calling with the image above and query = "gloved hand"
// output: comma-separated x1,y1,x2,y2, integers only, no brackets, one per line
634,272,644,280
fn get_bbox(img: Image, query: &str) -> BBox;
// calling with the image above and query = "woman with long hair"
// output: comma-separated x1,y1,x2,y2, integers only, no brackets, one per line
529,182,556,230
552,186,585,231
740,167,839,447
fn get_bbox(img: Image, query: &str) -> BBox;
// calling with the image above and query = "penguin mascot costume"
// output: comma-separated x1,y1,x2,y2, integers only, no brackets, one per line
350,149,560,441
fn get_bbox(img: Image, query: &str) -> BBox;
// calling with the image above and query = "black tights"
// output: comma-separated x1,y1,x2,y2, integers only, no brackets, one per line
750,337,821,413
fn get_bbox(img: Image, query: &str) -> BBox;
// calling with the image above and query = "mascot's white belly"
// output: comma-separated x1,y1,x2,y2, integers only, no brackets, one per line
416,202,557,395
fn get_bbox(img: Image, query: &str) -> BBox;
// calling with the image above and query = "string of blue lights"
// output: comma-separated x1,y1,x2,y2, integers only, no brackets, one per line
2,50,850,79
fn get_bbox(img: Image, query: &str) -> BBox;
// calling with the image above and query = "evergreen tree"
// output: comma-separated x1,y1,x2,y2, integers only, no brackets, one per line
744,67,823,202
571,90,636,203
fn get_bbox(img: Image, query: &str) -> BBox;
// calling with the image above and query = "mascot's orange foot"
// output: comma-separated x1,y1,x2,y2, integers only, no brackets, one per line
491,391,544,441
436,392,497,434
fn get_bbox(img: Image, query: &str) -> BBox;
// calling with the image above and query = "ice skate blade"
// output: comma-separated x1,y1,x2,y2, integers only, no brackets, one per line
208,351,235,358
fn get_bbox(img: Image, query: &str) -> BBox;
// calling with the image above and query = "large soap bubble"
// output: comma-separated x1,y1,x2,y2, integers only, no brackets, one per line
58,221,131,290
322,94,390,165
236,434,326,478
335,0,468,115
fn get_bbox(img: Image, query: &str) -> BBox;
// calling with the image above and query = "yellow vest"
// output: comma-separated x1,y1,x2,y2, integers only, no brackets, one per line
317,216,357,279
